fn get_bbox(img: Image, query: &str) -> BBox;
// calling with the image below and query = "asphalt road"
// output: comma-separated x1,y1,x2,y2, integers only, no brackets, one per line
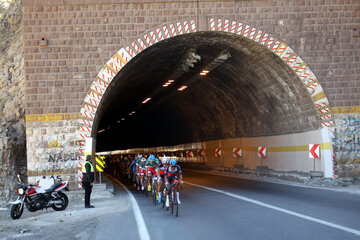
122,171,360,240
3,171,358,240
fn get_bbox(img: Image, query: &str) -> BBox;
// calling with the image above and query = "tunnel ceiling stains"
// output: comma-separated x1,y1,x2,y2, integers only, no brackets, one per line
94,32,320,151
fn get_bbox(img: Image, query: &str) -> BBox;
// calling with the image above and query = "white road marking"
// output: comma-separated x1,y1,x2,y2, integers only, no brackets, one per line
111,177,151,240
186,181,360,236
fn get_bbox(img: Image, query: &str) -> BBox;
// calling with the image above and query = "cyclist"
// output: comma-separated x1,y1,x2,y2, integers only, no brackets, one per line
132,154,142,189
156,156,169,203
136,157,147,191
146,154,159,192
129,155,138,187
165,159,183,207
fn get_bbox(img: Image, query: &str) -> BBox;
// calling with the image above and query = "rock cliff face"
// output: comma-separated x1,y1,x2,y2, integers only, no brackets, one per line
0,0,26,206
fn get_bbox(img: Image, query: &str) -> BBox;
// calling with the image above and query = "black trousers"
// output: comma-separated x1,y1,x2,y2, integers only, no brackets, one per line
82,182,92,206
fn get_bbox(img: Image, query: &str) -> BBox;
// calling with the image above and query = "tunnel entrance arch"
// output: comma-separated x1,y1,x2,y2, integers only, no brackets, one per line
76,18,333,176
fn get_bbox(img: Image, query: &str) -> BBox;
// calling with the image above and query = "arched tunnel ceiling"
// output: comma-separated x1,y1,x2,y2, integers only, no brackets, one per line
94,32,320,152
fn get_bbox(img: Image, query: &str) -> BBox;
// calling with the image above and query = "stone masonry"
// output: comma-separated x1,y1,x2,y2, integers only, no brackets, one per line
21,0,360,185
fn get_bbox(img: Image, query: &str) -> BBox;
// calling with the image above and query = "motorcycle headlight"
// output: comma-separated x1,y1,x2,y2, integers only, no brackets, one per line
18,188,24,195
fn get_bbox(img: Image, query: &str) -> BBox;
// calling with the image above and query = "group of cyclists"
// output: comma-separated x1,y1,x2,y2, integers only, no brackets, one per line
129,154,183,208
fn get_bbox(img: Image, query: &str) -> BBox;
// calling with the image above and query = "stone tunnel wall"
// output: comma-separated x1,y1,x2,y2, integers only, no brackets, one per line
25,117,80,188
332,108,360,179
21,0,360,186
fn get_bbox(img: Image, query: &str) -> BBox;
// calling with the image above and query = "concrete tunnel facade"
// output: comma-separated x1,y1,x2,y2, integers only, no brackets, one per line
22,1,360,187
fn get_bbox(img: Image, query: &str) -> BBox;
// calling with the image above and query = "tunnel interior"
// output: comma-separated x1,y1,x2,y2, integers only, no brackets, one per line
94,31,321,152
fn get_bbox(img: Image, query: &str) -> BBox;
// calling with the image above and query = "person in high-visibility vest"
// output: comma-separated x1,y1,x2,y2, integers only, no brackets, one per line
82,155,95,208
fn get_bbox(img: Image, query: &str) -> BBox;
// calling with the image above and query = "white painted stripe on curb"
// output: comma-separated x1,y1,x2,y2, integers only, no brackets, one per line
186,182,360,236
110,176,151,240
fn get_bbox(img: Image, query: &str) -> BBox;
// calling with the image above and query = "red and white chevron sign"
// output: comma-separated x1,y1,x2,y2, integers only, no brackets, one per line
177,22,183,34
215,148,222,157
236,23,243,35
191,20,196,32
267,37,274,48
309,144,320,158
223,19,229,32
197,149,205,157
186,150,194,157
233,148,242,158
230,21,237,33
170,24,176,36
163,26,170,38
210,18,215,31
137,38,146,50
258,147,266,158
184,21,190,33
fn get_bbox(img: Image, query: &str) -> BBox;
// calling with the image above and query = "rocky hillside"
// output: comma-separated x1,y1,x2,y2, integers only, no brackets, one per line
0,0,26,206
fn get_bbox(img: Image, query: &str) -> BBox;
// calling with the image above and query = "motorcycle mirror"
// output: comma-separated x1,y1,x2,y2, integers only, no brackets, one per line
17,174,21,182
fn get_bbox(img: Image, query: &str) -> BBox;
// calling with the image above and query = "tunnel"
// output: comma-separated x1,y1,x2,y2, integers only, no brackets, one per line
93,31,321,152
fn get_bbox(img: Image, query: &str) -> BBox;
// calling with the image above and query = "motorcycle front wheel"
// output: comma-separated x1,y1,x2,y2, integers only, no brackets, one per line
10,203,24,220
51,192,68,211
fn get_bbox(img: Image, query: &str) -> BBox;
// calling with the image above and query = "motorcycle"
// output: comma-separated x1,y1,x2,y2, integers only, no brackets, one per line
10,174,69,220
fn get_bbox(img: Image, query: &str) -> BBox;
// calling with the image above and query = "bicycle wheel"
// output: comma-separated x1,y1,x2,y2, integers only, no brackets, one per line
143,178,148,197
170,189,175,214
162,187,166,209
174,192,179,217
152,183,157,206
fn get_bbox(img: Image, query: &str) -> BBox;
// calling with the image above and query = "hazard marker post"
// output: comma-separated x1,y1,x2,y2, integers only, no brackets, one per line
258,147,266,167
233,148,242,158
197,149,205,158
215,147,223,167
309,144,322,177
215,148,222,157
186,150,194,158
95,155,105,184
215,140,224,167
233,148,243,168
197,149,205,163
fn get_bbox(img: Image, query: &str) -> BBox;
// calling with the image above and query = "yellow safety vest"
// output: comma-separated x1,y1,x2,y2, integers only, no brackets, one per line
82,161,94,173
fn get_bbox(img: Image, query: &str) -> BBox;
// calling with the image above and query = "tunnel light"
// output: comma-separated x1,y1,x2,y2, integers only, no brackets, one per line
163,79,175,87
98,129,105,133
178,85,188,91
121,118,125,121
132,111,136,114
200,69,209,76
142,98,151,104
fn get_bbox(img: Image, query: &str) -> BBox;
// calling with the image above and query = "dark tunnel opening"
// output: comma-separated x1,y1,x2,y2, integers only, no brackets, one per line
93,31,321,152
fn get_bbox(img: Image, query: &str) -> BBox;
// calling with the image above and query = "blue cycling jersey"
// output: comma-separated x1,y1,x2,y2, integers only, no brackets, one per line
131,160,137,172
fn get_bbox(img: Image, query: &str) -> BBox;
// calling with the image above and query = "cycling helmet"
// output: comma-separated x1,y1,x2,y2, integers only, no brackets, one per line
170,159,177,166
141,157,147,162
162,156,169,164
148,154,155,161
